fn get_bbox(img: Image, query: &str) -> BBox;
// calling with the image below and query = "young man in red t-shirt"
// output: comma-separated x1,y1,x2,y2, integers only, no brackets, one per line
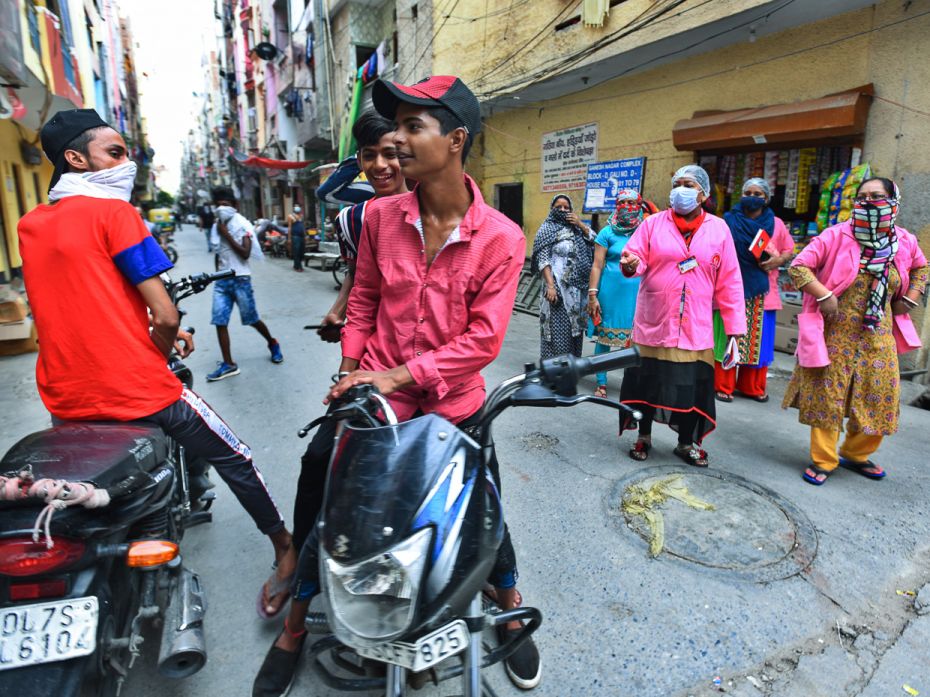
17,109,296,617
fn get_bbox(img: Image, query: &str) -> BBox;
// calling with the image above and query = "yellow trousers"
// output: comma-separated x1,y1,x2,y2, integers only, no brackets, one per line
810,426,883,472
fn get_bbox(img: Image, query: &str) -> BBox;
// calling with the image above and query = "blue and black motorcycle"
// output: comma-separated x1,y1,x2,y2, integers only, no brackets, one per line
299,348,641,696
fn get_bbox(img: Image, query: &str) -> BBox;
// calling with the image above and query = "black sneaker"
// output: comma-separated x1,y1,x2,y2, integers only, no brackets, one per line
497,625,541,690
252,630,307,697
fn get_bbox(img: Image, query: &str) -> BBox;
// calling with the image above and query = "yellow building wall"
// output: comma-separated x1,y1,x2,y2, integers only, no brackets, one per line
469,1,930,256
0,121,52,274
433,0,773,98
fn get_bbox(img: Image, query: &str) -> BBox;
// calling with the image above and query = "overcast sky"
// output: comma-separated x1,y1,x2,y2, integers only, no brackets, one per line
121,0,217,193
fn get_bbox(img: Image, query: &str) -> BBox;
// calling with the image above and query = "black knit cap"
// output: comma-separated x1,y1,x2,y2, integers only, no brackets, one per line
40,108,110,190
372,76,481,140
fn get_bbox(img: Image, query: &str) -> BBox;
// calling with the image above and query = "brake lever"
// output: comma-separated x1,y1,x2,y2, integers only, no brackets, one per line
298,414,330,438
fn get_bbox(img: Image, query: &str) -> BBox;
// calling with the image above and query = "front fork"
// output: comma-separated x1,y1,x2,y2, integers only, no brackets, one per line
382,595,484,697
462,594,483,697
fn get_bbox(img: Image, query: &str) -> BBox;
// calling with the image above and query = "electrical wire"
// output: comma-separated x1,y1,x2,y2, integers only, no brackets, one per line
473,4,930,180
412,0,462,72
473,0,678,87
493,5,930,116
478,0,699,87
470,1,581,87
475,0,691,95
441,0,532,24
479,0,696,97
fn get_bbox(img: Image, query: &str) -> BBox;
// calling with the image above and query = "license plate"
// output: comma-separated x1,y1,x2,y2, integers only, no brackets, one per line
0,597,98,671
355,619,469,673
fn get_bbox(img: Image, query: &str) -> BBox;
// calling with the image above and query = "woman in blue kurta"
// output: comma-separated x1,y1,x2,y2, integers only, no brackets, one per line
586,189,648,397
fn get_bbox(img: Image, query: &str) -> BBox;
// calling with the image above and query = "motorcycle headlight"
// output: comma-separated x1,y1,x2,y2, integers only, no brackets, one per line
322,527,432,645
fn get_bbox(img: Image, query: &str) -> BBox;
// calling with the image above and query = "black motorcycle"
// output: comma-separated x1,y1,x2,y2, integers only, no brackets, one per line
298,348,641,696
0,269,231,696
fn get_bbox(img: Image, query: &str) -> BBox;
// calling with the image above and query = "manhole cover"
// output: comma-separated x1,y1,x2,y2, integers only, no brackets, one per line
610,466,818,582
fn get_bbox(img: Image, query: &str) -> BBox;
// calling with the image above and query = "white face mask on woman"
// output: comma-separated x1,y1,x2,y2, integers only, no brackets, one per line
669,186,700,215
48,160,138,202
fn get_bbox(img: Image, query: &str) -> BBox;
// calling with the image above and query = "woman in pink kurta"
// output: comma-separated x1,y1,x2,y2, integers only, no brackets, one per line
619,165,746,467
782,177,929,485
713,177,795,402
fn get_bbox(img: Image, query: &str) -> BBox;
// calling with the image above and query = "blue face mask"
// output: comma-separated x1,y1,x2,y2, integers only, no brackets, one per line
740,195,766,212
669,186,700,214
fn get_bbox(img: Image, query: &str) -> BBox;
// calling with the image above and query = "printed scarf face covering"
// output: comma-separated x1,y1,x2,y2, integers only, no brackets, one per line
852,197,899,330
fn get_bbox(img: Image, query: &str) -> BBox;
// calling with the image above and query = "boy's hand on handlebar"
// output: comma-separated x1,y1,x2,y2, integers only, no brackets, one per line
174,329,195,358
325,366,414,404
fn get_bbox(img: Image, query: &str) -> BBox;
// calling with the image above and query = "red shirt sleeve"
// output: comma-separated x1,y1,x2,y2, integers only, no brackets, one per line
105,202,173,284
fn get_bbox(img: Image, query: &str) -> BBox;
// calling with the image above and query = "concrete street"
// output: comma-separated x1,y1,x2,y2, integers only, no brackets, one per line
2,224,929,697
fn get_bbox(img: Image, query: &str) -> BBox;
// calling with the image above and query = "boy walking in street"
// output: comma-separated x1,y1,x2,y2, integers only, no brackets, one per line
253,77,540,696
18,109,297,623
207,186,284,381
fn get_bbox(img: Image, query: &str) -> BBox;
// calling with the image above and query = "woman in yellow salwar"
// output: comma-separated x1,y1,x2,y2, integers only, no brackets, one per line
783,178,928,485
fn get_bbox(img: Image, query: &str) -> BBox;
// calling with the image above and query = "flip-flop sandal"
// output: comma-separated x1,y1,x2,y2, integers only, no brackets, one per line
838,457,886,480
714,392,734,403
594,386,608,399
256,561,295,620
629,438,651,462
750,394,769,403
801,464,832,486
674,445,709,467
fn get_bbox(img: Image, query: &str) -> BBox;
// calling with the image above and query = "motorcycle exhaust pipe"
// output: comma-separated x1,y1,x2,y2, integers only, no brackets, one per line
157,567,207,678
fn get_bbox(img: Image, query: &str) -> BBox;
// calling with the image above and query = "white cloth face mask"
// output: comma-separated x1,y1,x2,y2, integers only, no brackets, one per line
49,160,138,202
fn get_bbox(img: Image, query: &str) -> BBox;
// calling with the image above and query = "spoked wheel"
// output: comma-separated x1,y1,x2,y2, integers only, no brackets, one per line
332,259,348,290
165,245,178,264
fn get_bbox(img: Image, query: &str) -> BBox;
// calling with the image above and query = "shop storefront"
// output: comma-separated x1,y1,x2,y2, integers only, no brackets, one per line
673,85,875,353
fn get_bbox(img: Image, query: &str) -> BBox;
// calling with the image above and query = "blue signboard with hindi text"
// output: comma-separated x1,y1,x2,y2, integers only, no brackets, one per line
582,157,646,212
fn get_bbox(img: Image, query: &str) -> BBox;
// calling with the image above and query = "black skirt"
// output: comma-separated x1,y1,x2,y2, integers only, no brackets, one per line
619,356,717,442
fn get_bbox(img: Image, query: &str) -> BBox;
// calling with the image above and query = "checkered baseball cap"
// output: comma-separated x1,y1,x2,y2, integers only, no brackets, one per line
372,76,481,139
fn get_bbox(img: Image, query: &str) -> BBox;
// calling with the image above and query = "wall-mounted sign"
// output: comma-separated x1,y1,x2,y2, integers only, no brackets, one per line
541,122,598,193
582,157,646,212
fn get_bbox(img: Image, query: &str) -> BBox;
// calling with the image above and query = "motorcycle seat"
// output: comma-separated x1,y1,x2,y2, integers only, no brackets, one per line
0,423,169,490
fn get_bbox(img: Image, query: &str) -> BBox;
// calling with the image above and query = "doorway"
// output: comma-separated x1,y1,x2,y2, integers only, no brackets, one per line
494,183,523,229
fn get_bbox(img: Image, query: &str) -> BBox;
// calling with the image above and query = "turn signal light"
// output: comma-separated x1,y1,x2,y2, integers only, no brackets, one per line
0,536,86,577
126,540,179,567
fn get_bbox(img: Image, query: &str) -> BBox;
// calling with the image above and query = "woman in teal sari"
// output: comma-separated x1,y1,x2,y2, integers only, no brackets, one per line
586,189,649,397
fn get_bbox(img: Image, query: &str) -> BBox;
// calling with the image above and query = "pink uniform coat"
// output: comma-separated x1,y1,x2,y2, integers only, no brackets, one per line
791,221,926,310
764,217,794,311
791,220,927,356
624,209,747,350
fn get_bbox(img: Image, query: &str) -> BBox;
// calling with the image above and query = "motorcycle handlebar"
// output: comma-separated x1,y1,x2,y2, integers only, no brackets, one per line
539,347,640,396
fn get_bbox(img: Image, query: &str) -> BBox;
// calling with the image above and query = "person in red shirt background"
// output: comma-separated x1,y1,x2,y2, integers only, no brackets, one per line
253,77,541,695
18,109,296,622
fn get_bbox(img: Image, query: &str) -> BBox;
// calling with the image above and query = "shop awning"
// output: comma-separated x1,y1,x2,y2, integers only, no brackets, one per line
672,85,874,153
